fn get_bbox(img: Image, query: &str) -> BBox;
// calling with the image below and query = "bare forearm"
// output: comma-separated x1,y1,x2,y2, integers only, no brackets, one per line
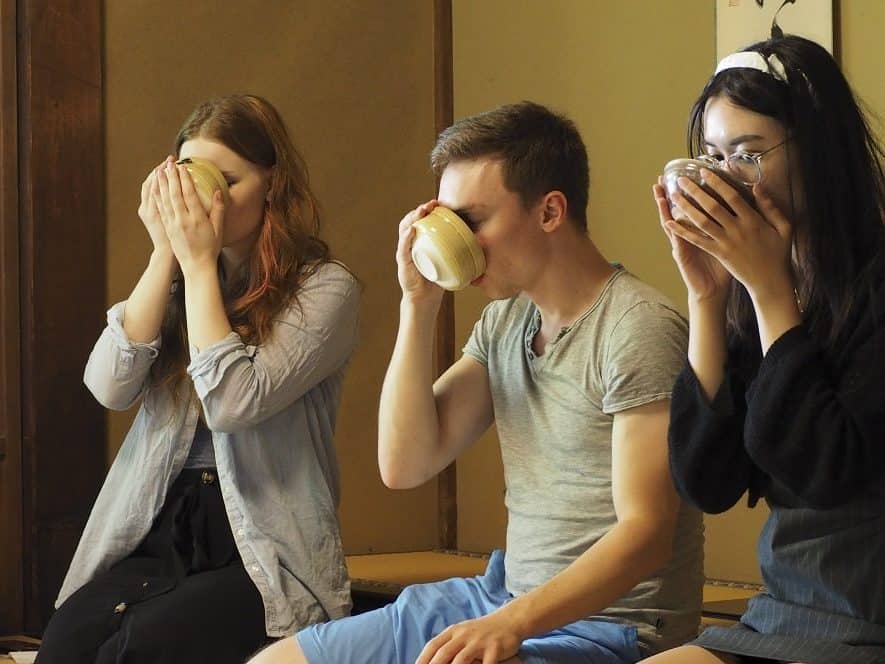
751,287,802,355
687,297,729,403
498,519,674,640
182,263,232,352
378,298,443,488
122,250,178,343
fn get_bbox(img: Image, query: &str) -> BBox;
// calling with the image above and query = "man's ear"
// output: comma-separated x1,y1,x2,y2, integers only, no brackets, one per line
540,191,568,232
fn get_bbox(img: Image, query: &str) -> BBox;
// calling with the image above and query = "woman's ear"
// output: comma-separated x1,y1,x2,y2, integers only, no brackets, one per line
540,191,568,232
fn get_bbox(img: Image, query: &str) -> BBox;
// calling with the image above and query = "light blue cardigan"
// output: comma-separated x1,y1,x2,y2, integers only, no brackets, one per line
58,262,359,637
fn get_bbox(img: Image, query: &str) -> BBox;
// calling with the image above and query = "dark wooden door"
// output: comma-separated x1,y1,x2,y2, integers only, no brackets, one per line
1,0,106,636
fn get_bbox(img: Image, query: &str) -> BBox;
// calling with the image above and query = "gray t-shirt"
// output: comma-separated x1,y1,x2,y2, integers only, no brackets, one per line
463,267,704,654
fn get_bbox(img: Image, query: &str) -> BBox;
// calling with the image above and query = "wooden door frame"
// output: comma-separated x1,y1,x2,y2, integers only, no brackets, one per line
432,0,457,551
0,0,24,635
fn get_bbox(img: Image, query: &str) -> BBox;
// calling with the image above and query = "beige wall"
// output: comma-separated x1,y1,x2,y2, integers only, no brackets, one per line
104,1,440,554
100,0,885,579
840,2,885,123
452,0,885,583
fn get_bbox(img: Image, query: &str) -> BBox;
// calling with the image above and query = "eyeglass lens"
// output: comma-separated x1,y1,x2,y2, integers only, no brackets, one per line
695,154,761,185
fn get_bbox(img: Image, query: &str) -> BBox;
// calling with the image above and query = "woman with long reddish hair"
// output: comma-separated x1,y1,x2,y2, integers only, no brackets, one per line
37,95,360,664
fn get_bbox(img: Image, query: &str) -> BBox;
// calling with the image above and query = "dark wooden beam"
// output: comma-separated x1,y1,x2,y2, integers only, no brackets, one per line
0,0,24,635
432,0,457,551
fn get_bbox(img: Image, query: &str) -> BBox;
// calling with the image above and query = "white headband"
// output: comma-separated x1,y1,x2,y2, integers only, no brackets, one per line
714,51,787,82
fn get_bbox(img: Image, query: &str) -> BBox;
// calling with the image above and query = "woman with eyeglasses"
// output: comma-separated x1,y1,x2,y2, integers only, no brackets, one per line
646,35,885,664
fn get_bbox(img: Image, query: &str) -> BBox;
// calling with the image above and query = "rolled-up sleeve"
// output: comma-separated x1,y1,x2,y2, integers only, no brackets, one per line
668,362,755,513
743,324,885,507
187,265,360,434
83,301,162,410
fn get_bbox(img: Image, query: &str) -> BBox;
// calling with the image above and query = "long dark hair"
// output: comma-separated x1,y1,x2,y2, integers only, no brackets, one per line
688,35,885,346
151,94,331,402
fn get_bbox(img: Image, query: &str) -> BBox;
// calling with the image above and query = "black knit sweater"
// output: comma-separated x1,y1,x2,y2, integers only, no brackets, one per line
669,270,885,513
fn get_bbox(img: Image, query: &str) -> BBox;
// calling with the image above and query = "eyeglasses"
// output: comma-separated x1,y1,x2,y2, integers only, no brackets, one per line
695,137,791,186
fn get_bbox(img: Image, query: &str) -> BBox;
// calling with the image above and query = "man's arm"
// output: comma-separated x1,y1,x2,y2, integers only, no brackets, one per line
378,201,495,489
378,320,494,489
416,399,681,663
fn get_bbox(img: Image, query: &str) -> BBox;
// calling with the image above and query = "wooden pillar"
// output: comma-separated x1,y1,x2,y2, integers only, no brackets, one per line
0,0,24,636
433,0,457,551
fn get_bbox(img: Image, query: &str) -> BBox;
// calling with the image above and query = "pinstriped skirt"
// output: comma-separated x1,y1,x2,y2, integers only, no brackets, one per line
692,491,885,664
694,594,885,663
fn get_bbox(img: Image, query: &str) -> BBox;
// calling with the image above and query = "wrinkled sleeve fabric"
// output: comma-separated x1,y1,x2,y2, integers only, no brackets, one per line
462,299,502,367
187,264,360,434
83,301,162,411
601,301,687,414
668,356,756,514
670,308,885,514
743,324,885,508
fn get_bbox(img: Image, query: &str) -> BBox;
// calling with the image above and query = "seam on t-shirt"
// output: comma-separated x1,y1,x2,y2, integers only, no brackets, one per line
601,299,683,398
603,299,679,364
462,346,488,367
604,390,673,415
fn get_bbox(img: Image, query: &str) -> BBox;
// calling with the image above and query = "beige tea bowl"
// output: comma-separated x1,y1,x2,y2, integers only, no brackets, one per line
411,206,486,291
176,157,230,212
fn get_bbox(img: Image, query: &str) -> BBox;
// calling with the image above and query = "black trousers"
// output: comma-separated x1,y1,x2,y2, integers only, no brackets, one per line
37,468,267,664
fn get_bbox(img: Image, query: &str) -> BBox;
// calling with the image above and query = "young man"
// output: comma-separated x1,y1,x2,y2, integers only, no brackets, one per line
251,101,703,663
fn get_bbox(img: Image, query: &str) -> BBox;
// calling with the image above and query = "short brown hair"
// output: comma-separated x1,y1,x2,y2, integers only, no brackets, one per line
430,101,589,230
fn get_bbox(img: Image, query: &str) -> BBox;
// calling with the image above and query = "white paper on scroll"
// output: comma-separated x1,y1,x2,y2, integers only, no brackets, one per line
715,0,833,59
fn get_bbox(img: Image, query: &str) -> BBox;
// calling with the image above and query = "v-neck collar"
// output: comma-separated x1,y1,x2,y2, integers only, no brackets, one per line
523,266,624,366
